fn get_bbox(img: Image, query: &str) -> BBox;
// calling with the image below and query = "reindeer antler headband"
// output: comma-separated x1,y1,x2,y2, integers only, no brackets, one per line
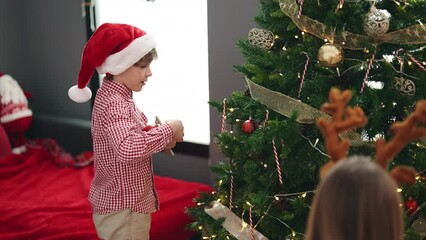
317,88,426,186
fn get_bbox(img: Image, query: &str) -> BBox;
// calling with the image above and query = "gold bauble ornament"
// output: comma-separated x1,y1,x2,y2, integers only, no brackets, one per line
317,43,344,67
248,28,275,50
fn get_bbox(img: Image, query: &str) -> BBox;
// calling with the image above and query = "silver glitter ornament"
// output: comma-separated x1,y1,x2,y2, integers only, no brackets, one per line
363,6,390,37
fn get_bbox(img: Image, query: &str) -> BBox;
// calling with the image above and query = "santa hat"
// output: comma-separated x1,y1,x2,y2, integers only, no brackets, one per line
68,23,156,103
0,73,29,105
0,72,32,124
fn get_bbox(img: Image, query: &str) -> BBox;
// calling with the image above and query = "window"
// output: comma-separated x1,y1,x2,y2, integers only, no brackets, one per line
95,0,210,145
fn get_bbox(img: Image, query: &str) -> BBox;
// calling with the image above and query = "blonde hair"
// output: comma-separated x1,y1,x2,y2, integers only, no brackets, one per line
304,156,404,240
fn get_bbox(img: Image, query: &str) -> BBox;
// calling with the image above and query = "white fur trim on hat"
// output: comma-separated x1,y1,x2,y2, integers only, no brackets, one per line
96,33,156,75
68,85,92,103
0,109,32,123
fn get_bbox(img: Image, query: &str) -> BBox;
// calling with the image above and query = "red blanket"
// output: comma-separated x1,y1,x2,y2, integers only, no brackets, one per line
0,141,213,240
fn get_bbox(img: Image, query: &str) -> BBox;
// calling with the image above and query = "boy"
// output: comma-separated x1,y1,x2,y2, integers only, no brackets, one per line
68,23,184,240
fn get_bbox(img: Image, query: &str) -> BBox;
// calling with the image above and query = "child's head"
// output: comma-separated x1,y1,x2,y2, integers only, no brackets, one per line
104,48,158,92
104,48,157,81
69,23,156,103
305,156,403,240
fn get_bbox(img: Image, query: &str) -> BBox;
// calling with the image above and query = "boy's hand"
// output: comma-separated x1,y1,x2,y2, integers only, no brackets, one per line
165,120,184,142
164,141,176,150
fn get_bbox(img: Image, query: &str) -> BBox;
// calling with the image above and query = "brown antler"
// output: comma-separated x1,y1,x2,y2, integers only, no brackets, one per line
375,100,426,186
317,88,368,178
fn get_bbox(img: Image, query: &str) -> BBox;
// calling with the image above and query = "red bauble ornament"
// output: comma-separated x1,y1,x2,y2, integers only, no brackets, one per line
242,120,255,134
143,125,157,131
405,197,418,214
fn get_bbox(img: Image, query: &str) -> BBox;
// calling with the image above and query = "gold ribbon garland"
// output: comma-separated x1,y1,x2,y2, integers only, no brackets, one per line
246,77,329,124
246,77,367,146
204,201,269,240
278,0,426,50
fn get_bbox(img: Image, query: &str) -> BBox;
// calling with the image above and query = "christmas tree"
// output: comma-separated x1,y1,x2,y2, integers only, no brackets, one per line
187,0,426,239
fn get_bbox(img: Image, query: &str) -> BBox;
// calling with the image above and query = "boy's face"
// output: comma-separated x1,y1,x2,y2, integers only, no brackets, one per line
114,61,152,92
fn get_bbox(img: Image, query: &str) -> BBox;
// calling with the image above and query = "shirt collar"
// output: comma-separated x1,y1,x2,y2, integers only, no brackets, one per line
102,80,133,99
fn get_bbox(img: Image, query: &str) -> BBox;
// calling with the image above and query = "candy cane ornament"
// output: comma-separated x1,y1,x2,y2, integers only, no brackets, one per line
229,174,234,210
298,52,310,98
297,0,304,19
360,48,377,93
249,205,255,240
395,48,426,72
221,98,227,132
273,139,283,185
335,0,344,12
263,110,269,128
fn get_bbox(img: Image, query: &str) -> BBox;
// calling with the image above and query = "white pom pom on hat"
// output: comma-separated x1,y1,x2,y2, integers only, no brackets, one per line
68,86,92,103
68,23,157,103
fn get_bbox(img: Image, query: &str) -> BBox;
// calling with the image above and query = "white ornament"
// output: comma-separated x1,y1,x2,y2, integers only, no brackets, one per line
248,28,275,50
363,6,390,37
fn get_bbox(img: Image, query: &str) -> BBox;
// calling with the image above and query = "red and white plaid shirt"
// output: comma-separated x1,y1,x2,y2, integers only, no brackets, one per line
89,80,173,214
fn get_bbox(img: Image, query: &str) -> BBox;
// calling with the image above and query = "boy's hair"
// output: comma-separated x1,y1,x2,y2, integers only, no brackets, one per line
135,48,158,66
304,156,403,240
105,48,157,81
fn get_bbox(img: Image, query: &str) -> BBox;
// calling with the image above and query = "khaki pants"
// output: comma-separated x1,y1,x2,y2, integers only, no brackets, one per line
93,209,151,240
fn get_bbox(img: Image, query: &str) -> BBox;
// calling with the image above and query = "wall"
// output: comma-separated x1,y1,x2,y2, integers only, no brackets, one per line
0,0,259,185
0,0,31,89
207,0,259,174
